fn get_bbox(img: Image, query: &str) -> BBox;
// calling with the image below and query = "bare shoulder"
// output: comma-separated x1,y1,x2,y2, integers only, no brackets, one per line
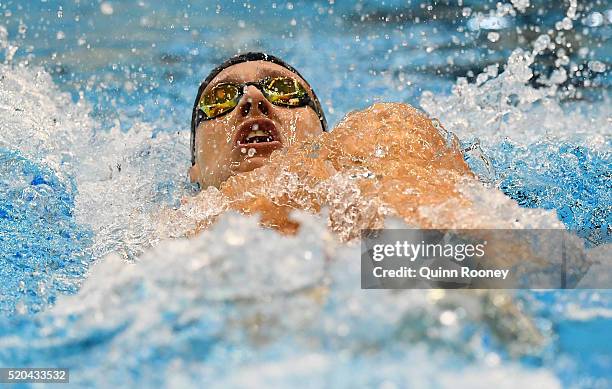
330,102,470,175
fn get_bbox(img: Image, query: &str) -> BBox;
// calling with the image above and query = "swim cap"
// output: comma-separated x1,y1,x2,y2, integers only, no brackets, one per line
190,52,328,165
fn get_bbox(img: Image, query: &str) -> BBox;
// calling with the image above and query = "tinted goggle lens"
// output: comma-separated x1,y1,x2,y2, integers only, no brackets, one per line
262,77,307,106
199,83,241,118
198,77,309,120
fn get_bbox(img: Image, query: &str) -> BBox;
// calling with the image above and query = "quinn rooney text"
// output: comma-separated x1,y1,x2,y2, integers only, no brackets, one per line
373,266,510,280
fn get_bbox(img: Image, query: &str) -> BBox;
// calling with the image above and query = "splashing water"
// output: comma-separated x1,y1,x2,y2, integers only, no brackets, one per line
420,48,611,245
0,0,610,387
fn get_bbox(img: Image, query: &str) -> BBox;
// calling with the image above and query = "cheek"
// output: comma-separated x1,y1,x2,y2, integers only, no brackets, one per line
196,121,236,163
280,110,323,142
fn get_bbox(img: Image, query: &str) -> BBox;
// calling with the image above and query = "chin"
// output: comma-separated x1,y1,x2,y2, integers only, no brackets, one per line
233,156,269,173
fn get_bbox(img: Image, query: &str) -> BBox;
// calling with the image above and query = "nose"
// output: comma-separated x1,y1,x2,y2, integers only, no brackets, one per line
237,85,271,117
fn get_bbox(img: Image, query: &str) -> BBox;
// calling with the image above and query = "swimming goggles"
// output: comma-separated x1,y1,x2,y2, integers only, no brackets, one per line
197,76,317,121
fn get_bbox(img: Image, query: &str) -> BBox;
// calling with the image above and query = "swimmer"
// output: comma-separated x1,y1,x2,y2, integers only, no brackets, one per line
183,51,474,236
189,52,328,189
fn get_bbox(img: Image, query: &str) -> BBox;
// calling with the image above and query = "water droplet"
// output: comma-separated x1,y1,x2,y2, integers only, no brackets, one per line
556,17,572,30
487,32,500,43
37,281,47,295
100,2,114,15
485,352,501,367
439,310,457,326
224,230,245,246
584,12,603,27
510,0,530,13
533,34,551,54
247,148,256,157
588,61,606,73
15,300,27,315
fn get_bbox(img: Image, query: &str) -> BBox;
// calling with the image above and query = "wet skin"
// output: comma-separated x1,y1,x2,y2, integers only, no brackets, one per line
189,61,324,188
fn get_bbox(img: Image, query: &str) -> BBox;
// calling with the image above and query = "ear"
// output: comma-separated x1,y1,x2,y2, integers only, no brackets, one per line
189,164,201,184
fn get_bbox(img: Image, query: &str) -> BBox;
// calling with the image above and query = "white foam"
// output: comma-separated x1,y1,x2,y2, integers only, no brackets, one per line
420,49,611,150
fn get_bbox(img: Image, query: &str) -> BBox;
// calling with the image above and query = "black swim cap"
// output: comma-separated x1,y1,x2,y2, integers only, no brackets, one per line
190,52,328,166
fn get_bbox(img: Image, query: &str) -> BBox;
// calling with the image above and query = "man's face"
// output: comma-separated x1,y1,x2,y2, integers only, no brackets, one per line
189,61,324,188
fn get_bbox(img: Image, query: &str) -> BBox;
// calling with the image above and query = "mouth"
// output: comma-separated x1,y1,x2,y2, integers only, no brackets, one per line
234,118,282,147
230,119,282,172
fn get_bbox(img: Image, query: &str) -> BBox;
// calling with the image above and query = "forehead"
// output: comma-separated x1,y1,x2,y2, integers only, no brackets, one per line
206,60,310,89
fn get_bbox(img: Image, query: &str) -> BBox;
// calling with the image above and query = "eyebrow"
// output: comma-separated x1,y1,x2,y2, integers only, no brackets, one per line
256,67,295,79
208,75,243,86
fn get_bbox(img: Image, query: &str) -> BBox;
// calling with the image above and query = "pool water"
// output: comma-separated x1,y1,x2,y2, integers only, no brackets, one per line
0,1,610,387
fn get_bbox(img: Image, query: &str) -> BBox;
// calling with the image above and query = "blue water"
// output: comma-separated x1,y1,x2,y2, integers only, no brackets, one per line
0,148,91,314
495,140,611,246
0,0,611,387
